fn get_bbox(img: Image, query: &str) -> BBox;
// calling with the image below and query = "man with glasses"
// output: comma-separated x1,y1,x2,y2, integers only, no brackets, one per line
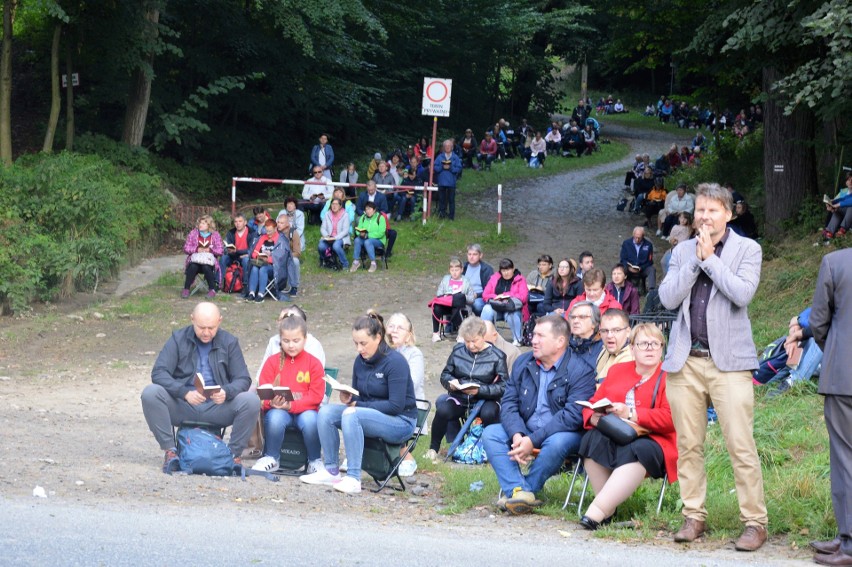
482,314,596,515
302,167,333,225
596,308,633,384
659,182,767,552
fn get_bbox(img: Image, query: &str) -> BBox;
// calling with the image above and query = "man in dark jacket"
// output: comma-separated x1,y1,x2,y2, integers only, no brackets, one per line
141,302,260,472
482,315,596,514
620,226,657,290
462,244,495,315
355,180,390,217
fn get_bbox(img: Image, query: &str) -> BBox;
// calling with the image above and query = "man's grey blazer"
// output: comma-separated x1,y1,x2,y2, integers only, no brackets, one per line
658,229,762,373
810,248,852,396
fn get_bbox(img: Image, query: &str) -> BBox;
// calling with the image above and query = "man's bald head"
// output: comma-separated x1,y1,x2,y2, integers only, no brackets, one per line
483,320,499,342
191,302,222,343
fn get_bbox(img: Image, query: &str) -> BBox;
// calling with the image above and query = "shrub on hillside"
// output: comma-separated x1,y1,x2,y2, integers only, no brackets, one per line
0,152,171,313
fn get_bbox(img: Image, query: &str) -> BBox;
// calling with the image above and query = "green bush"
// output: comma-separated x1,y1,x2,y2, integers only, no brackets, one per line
0,152,171,313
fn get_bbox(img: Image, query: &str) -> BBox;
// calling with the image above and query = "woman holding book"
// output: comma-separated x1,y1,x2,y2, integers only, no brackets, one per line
577,323,678,530
300,311,417,494
526,254,553,314
479,258,530,346
252,314,325,474
181,214,224,299
245,220,279,302
423,316,508,461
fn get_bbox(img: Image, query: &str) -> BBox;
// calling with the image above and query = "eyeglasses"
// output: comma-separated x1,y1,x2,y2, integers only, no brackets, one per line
600,327,628,336
568,314,591,321
634,341,663,351
313,170,323,174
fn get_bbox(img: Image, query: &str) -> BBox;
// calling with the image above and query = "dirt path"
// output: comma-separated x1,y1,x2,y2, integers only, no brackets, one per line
0,124,807,562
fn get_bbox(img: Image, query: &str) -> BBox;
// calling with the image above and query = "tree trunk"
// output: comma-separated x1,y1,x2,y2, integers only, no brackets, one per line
0,0,14,166
42,23,62,153
65,27,74,151
121,4,159,147
580,59,588,102
762,66,818,238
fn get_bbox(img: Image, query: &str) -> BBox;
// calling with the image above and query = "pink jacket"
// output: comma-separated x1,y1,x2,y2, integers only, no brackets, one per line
483,270,530,321
183,228,224,285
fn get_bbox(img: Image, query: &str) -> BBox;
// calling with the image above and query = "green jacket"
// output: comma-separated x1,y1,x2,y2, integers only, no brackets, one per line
356,212,387,246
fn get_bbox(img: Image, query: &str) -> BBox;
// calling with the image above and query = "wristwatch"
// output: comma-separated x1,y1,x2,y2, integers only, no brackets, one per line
628,407,634,421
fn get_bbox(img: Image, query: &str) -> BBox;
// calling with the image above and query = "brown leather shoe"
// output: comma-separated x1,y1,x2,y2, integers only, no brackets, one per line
812,538,842,555
814,549,852,566
734,524,767,551
673,517,706,543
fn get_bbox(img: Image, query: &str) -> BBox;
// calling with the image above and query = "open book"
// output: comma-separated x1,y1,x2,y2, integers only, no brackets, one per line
256,384,295,401
322,374,359,397
627,262,640,270
448,379,480,391
575,397,613,412
225,243,236,250
824,194,837,205
194,373,221,398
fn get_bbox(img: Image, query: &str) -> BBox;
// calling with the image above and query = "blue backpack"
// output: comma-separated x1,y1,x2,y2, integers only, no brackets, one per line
174,427,238,476
753,337,790,385
452,419,488,465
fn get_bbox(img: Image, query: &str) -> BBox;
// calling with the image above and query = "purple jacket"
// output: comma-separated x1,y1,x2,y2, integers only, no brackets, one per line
606,281,640,315
183,229,224,283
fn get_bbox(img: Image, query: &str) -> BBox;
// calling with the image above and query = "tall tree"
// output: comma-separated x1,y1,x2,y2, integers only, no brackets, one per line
121,0,161,147
0,0,14,165
41,22,61,152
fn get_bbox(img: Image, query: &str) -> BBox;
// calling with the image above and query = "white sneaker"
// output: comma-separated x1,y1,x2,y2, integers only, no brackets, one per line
339,459,348,472
251,455,279,473
423,449,439,462
368,261,377,273
398,458,418,477
512,339,522,347
306,459,324,474
333,476,362,494
299,467,341,485
349,260,360,273
432,333,442,343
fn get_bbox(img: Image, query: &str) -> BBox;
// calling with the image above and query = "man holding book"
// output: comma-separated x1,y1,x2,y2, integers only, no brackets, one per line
142,302,259,472
620,226,656,291
482,315,596,514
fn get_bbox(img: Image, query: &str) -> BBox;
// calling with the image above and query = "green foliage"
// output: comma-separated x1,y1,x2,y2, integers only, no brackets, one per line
0,152,171,312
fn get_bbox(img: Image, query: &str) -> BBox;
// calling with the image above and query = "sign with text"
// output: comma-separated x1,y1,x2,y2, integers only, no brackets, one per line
61,73,80,88
421,77,452,117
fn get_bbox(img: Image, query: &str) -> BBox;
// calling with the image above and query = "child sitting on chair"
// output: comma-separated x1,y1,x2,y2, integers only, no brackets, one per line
252,314,325,474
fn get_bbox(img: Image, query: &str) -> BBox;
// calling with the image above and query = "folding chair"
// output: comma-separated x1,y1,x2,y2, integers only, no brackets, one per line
361,399,431,492
189,274,209,297
573,470,669,517
262,278,281,301
359,245,389,270
273,368,336,476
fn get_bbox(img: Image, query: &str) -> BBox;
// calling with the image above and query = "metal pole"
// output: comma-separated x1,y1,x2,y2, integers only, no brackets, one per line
497,184,502,235
427,117,438,219
231,178,237,216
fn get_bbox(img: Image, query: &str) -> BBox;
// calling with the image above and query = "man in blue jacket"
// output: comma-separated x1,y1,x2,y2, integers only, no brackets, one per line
620,226,657,290
355,180,389,217
142,302,260,472
482,314,596,515
433,139,462,220
462,244,495,315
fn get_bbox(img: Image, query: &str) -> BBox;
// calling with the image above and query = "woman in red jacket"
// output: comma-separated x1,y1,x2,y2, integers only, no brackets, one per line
480,258,529,346
246,220,279,302
577,323,678,530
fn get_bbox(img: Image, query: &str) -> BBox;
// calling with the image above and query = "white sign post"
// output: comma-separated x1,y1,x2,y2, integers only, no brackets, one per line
421,78,452,221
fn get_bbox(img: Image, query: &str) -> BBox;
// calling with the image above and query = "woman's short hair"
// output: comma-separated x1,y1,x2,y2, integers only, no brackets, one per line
458,316,487,340
611,263,626,276
630,322,666,348
278,312,307,337
197,214,216,231
537,254,553,265
330,198,343,208
387,313,416,347
353,310,385,340
569,300,601,329
582,268,606,287
284,196,298,207
498,258,514,271
696,182,734,212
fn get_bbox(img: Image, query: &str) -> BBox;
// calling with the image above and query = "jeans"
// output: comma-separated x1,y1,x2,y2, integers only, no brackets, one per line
288,257,301,289
480,304,523,342
317,404,416,481
248,264,274,296
318,239,349,268
477,153,495,169
140,384,260,456
263,408,320,462
482,423,582,496
789,338,823,383
354,237,383,261
438,185,456,219
219,253,250,286
472,296,486,316
394,193,417,218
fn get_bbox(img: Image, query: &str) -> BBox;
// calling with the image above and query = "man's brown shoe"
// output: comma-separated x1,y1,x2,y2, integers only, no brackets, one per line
811,538,842,555
674,517,706,543
814,550,852,566
735,524,767,552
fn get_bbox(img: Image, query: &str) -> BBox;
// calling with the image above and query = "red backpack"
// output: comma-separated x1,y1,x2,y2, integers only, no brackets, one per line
224,264,243,293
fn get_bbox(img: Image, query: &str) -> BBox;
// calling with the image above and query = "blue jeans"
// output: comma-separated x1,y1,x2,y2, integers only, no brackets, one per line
317,404,416,481
394,193,417,218
263,409,320,461
472,296,486,316
318,239,349,268
482,423,582,496
288,257,301,289
248,264,274,296
789,338,823,383
353,237,383,261
480,304,523,342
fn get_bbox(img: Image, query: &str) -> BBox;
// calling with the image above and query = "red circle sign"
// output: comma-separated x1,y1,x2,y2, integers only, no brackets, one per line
426,81,449,103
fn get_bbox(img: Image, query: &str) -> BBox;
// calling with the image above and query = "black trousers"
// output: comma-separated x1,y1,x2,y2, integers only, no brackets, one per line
429,394,500,452
431,293,467,332
184,262,217,291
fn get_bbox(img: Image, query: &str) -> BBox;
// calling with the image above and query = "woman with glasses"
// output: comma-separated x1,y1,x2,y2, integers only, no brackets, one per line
386,312,426,476
577,323,678,530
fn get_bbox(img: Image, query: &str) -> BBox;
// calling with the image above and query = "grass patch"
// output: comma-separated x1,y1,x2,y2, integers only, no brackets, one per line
433,236,847,542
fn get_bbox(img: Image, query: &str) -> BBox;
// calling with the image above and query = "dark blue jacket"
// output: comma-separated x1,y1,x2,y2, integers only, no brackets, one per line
462,260,495,297
352,343,417,420
620,237,654,271
355,191,389,217
432,152,462,188
310,143,335,170
499,344,597,447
